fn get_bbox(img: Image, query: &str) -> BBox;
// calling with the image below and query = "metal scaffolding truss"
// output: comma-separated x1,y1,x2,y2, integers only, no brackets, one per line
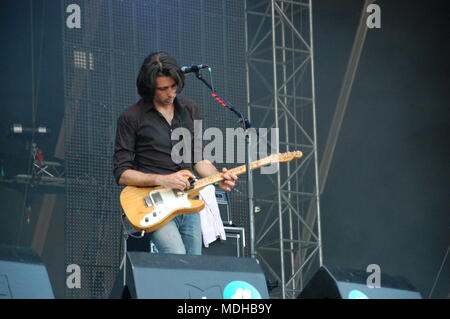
244,0,322,299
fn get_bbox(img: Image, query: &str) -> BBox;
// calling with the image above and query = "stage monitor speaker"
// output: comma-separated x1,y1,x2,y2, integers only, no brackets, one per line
203,226,245,257
110,252,268,299
297,265,422,299
0,244,54,298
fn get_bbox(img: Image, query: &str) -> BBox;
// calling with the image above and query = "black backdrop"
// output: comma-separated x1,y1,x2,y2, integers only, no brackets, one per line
0,0,448,298
314,0,449,299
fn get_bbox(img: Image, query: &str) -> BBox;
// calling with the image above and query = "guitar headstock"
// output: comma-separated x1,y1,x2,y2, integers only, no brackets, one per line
280,151,302,162
267,151,303,163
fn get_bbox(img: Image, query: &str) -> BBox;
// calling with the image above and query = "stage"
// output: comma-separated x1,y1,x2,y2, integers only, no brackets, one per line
0,0,448,300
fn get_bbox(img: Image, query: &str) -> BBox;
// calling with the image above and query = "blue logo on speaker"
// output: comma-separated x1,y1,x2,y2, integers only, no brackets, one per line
348,290,369,299
223,281,262,299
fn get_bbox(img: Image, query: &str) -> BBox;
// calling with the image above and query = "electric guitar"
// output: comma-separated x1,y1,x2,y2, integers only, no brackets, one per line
120,151,302,232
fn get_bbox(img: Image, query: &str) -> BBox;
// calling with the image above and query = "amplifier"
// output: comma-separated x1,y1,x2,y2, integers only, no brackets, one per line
215,189,233,226
203,226,246,258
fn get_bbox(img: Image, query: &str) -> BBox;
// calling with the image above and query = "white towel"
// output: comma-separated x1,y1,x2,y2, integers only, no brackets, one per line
199,185,226,247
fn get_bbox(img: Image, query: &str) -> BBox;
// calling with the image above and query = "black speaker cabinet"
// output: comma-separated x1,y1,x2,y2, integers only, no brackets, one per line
297,265,422,299
203,226,245,257
215,190,233,226
0,244,54,298
110,252,269,299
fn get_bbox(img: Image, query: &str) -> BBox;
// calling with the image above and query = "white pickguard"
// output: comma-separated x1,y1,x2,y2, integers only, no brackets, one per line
139,189,192,228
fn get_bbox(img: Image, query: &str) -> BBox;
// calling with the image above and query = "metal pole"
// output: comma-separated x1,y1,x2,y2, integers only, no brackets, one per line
308,0,323,268
271,0,285,299
244,0,256,260
246,134,256,259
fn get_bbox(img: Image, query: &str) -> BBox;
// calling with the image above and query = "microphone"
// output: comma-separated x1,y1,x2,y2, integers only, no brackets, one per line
180,64,209,74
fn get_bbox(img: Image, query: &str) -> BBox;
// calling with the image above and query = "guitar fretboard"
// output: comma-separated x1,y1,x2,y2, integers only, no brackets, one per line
193,156,279,189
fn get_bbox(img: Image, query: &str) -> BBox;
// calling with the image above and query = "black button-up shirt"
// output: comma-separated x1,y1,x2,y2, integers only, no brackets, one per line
113,97,203,184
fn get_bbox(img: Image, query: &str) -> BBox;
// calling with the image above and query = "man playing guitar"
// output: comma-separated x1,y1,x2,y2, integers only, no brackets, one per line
113,52,238,255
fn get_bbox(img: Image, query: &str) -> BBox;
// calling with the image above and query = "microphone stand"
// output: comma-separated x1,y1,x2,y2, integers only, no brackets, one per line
193,70,272,260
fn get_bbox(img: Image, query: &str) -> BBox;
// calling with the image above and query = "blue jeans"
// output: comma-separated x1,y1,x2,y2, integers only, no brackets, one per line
150,213,202,255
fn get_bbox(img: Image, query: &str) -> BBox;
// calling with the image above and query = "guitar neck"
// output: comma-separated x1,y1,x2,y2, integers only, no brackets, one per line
192,157,278,190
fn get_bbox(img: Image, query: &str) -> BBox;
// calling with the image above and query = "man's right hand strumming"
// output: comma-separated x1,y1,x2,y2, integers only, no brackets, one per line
156,171,196,191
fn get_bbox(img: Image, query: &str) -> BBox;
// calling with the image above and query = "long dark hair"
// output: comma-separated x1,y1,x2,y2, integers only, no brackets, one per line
136,52,185,102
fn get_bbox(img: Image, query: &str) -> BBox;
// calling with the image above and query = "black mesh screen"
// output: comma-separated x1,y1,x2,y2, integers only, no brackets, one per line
63,0,248,298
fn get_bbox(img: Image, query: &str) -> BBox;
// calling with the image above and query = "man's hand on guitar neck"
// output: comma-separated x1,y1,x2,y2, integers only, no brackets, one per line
218,167,238,192
194,160,238,192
